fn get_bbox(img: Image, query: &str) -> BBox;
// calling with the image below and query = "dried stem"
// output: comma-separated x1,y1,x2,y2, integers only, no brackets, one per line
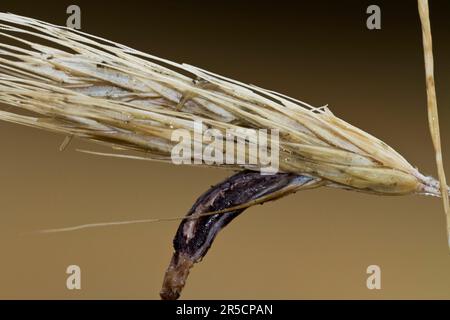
418,0,450,247
0,12,442,198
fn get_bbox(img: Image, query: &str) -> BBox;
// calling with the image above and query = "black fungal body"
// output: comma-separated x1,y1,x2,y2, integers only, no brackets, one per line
161,171,315,300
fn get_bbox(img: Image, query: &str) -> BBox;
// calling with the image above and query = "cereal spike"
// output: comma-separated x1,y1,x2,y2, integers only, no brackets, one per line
0,12,442,197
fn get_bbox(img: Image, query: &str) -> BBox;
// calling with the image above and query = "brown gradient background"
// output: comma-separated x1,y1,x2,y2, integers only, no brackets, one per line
0,0,449,299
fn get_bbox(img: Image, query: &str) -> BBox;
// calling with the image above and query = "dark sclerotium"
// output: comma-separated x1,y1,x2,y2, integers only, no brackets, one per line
160,170,315,300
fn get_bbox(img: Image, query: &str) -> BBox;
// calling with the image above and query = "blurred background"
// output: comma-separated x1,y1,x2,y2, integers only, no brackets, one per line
0,0,449,299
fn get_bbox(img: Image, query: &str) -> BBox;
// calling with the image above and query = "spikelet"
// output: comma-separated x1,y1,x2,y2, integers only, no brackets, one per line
0,13,445,198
